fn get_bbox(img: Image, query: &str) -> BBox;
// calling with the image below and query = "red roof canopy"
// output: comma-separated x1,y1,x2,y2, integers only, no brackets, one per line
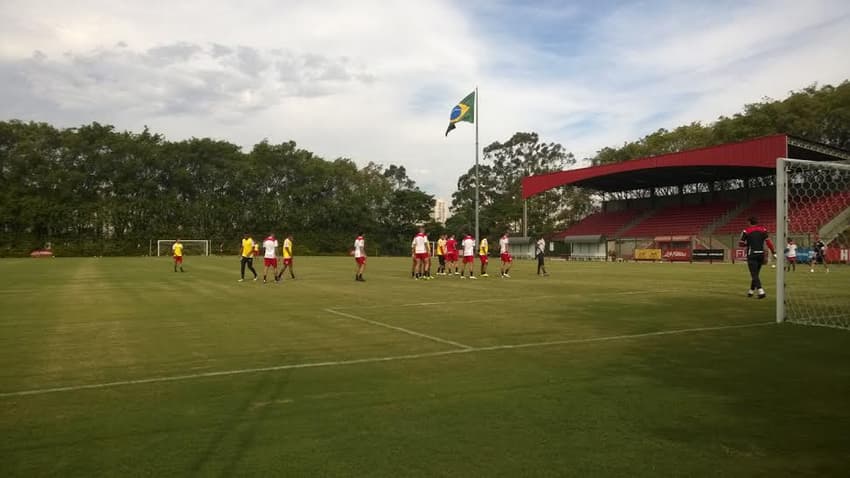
523,135,794,198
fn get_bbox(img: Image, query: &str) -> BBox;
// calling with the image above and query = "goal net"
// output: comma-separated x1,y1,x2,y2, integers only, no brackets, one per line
776,158,850,329
156,239,210,257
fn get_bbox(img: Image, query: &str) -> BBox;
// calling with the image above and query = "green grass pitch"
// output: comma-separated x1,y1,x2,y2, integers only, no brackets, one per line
1,256,849,476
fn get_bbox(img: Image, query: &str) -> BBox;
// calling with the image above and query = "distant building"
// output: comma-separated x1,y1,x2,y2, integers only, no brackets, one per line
432,198,448,225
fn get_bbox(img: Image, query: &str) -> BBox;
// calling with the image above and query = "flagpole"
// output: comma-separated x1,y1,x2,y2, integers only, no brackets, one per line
474,86,479,248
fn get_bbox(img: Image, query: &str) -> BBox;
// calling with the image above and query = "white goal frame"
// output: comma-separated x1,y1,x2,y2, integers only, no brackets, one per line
156,239,210,256
776,157,850,325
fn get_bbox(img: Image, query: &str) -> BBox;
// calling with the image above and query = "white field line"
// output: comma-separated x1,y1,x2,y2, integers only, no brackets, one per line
0,321,773,398
325,308,473,350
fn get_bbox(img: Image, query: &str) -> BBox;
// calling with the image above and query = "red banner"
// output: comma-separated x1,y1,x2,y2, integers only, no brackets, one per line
662,249,691,261
827,248,848,263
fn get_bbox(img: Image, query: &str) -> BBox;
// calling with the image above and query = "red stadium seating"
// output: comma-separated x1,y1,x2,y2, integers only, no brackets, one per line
617,202,735,238
554,191,850,241
709,191,850,235
789,190,850,233
715,199,776,235
552,209,644,238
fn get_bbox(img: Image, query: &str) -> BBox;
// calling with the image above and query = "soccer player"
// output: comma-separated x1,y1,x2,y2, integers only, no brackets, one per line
412,226,431,279
811,235,829,273
238,233,258,281
277,233,296,281
354,232,366,281
446,234,459,275
478,236,489,277
436,234,447,275
461,233,476,279
172,238,184,272
738,216,776,299
784,238,797,272
499,232,513,278
262,233,279,283
536,235,548,276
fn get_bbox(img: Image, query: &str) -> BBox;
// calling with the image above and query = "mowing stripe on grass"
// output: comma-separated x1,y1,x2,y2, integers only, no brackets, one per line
334,290,667,310
325,308,473,350
0,321,773,398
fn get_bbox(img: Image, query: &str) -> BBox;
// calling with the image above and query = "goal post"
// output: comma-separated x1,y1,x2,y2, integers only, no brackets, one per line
156,239,210,257
776,157,850,328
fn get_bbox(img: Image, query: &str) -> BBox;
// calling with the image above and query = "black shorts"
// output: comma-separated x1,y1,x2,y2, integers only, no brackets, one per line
537,253,545,265
241,256,253,264
438,255,446,266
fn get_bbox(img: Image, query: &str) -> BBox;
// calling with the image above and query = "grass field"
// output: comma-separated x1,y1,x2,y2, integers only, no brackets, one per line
1,256,849,477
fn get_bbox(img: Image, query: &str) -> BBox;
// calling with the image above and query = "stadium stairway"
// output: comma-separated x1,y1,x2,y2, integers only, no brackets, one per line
701,201,752,236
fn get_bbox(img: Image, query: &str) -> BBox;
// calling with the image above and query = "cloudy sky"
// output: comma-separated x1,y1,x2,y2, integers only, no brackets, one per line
2,0,849,202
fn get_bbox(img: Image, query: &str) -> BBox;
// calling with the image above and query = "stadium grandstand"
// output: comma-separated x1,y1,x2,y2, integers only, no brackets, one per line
527,135,850,262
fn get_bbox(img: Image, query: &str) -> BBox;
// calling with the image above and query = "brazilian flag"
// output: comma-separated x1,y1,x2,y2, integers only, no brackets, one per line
445,91,475,136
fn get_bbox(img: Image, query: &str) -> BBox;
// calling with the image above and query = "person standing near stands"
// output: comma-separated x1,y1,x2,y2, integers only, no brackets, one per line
536,235,549,276
784,238,797,272
738,216,776,299
499,232,513,278
238,233,258,282
811,235,829,273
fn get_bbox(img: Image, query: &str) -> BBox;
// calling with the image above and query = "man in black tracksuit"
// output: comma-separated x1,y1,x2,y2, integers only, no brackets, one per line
738,216,776,299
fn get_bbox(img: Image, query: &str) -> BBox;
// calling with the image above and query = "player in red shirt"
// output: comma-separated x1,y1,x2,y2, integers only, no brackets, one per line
446,234,459,275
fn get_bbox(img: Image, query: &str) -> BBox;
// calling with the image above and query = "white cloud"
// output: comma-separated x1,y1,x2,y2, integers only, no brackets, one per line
1,0,849,202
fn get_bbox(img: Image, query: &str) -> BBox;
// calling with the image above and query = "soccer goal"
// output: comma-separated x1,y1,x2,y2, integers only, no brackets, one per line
776,158,850,328
156,239,210,256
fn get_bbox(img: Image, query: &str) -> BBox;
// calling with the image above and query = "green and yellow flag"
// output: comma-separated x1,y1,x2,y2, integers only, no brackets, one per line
445,91,475,136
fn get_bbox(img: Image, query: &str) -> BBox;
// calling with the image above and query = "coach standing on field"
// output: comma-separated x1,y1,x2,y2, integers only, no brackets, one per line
738,216,776,299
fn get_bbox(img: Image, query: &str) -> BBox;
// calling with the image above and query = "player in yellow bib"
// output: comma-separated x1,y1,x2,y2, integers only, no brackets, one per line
436,235,447,275
478,237,489,277
276,234,296,281
172,239,184,272
239,234,258,282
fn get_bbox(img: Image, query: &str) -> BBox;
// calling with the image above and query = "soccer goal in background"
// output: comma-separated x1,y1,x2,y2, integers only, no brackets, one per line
155,239,210,257
776,158,850,329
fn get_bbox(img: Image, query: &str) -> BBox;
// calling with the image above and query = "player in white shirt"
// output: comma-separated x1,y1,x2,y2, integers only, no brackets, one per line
499,232,513,278
262,234,279,283
535,235,548,276
460,233,476,279
784,238,797,272
412,226,432,280
353,232,366,281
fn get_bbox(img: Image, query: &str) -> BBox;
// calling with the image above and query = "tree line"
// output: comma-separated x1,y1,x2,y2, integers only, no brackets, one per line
2,81,847,256
0,121,434,256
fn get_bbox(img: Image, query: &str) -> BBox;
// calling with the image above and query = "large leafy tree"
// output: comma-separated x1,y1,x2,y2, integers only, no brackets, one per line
448,132,592,238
